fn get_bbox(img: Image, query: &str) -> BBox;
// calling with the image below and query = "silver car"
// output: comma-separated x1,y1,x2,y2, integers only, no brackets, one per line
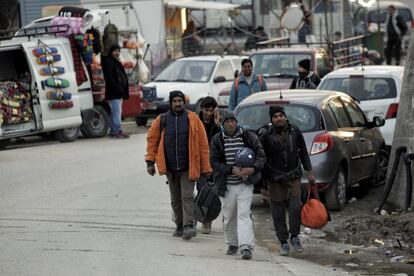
234,90,387,211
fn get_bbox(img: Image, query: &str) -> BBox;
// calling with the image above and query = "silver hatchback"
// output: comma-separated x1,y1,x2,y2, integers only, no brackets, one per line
234,90,387,211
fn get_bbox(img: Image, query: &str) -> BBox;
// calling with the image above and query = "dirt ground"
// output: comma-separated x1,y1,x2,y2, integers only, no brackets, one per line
253,186,414,276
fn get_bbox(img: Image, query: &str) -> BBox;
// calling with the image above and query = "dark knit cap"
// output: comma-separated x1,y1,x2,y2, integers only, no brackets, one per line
269,105,286,119
169,90,186,105
221,111,238,125
298,59,311,71
109,44,121,53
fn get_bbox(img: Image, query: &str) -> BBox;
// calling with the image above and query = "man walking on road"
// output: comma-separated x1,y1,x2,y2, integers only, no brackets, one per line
228,59,267,111
385,5,408,65
198,96,221,234
210,111,266,260
101,44,130,138
290,59,320,89
145,90,212,240
258,106,315,256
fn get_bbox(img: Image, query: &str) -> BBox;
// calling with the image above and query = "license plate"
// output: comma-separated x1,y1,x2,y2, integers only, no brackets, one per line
142,86,157,101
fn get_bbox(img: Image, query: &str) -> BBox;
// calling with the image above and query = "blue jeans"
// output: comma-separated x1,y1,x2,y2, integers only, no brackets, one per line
109,99,123,135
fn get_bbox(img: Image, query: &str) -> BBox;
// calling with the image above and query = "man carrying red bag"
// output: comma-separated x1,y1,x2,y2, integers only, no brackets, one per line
258,106,315,256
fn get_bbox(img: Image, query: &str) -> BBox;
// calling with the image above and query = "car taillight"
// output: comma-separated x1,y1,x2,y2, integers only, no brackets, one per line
411,20,414,28
311,132,333,155
385,103,398,119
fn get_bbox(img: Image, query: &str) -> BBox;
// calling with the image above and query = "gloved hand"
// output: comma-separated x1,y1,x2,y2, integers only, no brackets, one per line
147,161,156,176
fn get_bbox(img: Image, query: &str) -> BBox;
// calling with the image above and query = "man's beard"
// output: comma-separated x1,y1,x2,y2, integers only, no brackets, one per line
273,121,288,133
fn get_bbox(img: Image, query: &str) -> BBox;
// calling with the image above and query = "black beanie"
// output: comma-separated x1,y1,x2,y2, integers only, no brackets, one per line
298,59,311,71
169,90,186,105
221,111,237,125
269,106,286,120
109,44,120,53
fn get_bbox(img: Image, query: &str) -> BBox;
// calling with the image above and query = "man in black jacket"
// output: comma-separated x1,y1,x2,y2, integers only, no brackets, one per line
385,5,408,65
198,96,221,234
210,111,265,260
101,45,130,138
290,59,320,89
258,106,315,256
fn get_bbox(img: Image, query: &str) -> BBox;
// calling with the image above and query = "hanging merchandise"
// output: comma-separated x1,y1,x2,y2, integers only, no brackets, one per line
36,54,61,64
49,101,74,109
42,78,70,89
50,16,84,38
68,35,88,85
40,66,65,76
102,23,118,56
46,91,72,100
32,47,58,57
138,59,150,83
58,6,89,18
86,28,101,54
0,81,33,126
75,33,94,65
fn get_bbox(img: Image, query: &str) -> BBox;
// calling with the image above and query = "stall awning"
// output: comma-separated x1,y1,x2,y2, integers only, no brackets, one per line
165,0,240,11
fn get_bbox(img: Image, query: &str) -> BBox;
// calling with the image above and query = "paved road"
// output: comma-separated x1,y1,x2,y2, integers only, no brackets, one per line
0,134,346,276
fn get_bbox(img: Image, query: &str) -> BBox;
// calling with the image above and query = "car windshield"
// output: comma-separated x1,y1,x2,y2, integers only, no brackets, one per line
236,104,322,133
155,60,215,83
251,53,312,78
319,77,397,101
368,8,412,23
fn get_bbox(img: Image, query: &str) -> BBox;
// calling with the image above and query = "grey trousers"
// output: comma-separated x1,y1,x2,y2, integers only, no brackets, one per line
269,197,302,243
166,171,195,227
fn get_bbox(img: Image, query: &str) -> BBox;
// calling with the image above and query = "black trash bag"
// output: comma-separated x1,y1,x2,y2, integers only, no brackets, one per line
194,182,221,223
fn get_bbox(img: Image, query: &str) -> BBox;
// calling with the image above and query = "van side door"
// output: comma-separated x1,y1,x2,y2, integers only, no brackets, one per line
22,39,82,131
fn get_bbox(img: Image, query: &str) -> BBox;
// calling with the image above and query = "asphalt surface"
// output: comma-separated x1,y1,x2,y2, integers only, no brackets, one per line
0,131,347,276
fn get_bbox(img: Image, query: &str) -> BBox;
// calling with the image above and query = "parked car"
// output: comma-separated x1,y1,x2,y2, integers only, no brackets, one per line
356,1,413,52
217,47,330,108
137,55,246,126
318,65,403,149
234,90,387,211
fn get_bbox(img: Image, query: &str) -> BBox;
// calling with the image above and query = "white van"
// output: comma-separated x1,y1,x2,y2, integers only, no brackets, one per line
0,26,94,149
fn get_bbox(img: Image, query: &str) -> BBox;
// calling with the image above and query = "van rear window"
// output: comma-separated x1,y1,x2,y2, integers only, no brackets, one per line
319,77,397,101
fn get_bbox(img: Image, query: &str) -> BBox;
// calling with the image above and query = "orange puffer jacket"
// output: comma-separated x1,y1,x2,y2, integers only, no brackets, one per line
145,111,212,181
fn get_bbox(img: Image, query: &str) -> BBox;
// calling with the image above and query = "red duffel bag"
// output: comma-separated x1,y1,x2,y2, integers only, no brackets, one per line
301,184,329,229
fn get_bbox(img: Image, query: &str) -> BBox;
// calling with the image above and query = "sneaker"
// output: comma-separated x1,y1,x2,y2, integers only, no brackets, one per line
202,222,211,234
226,246,238,255
290,237,304,253
241,249,252,260
182,225,197,240
279,243,289,256
115,131,130,139
172,226,183,237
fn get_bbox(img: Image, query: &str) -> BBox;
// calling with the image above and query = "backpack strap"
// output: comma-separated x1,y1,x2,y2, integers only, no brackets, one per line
234,77,239,105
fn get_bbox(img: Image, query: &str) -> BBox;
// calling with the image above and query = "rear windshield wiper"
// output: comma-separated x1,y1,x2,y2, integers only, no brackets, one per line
171,79,191,82
155,79,169,82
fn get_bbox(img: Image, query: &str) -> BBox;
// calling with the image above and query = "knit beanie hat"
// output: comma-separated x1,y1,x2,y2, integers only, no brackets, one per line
221,111,238,125
298,59,311,71
269,105,286,120
169,90,186,105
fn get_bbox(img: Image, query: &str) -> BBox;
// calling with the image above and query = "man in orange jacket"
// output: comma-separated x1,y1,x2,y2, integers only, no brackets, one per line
145,91,212,240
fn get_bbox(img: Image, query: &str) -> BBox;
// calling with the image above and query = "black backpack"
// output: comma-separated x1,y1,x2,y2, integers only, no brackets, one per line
194,182,221,223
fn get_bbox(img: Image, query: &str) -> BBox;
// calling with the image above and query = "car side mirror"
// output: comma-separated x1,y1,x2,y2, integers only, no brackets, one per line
214,76,226,83
367,116,385,128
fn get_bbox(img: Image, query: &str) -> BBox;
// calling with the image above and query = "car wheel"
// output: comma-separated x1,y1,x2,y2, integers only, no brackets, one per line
0,139,10,150
135,116,148,127
54,127,80,143
372,149,389,187
325,166,347,211
81,105,110,138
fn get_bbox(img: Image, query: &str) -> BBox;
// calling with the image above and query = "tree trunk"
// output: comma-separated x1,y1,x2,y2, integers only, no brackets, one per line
385,35,414,210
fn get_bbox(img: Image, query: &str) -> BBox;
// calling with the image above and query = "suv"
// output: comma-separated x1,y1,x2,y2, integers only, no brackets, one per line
318,65,403,149
137,55,245,126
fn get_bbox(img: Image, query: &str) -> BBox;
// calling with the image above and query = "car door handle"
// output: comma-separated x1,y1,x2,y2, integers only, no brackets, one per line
343,138,350,143
360,137,366,142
